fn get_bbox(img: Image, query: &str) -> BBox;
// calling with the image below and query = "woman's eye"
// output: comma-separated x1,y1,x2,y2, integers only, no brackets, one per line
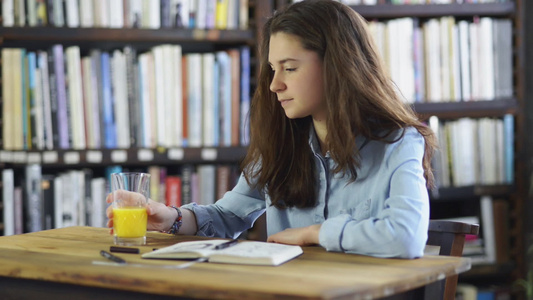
285,68,296,72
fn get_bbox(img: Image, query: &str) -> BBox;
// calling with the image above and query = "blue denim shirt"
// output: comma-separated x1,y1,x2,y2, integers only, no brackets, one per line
182,126,429,259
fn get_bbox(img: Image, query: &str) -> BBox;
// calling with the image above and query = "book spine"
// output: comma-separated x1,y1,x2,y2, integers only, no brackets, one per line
47,47,60,149
38,51,54,150
52,44,70,149
41,174,55,230
181,164,194,205
165,176,182,207
160,0,171,28
22,50,31,149
239,46,250,145
2,169,15,235
25,164,43,232
229,49,240,146
101,52,116,148
90,177,106,228
27,52,38,149
2,49,14,150
3,0,15,26
65,46,86,149
124,46,139,147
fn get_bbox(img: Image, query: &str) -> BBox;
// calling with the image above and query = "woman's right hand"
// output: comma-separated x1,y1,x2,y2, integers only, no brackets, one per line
105,191,178,234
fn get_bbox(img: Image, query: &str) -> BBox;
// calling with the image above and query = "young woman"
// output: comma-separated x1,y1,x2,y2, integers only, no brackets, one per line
107,0,437,259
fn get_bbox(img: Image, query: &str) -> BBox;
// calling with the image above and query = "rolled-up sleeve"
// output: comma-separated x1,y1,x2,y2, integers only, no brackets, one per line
181,173,266,239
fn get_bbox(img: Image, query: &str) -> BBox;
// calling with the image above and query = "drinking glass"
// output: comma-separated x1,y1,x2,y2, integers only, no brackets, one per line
111,172,150,246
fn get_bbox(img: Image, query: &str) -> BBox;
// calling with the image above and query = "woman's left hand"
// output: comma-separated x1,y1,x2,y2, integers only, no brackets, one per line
267,224,321,246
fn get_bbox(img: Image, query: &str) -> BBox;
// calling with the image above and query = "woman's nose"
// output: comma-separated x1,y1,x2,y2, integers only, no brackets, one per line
270,73,286,93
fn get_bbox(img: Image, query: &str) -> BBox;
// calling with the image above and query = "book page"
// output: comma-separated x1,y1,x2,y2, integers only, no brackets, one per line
143,240,229,259
215,241,297,258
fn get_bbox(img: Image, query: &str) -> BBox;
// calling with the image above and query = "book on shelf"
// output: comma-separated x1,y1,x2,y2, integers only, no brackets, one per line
38,50,54,150
66,46,86,150
14,186,23,234
2,0,14,27
165,175,182,207
366,15,512,103
14,0,25,26
90,177,107,228
2,169,15,236
240,46,251,145
202,52,216,147
430,116,511,188
79,0,94,27
93,0,109,28
52,44,70,149
2,49,14,150
216,50,231,146
2,44,251,151
101,51,117,149
142,239,303,266
24,164,43,233
160,0,171,28
431,196,509,265
3,0,249,29
478,196,496,264
455,284,477,300
111,49,130,149
41,174,55,230
65,0,80,28
198,165,216,205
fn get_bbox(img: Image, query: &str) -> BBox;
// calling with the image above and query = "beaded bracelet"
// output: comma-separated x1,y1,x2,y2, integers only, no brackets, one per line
167,206,183,235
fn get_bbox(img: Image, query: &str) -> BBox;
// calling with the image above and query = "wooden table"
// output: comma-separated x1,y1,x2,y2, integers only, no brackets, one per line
0,226,471,300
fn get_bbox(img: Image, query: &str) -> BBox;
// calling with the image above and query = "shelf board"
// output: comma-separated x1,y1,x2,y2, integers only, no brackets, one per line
352,2,515,19
412,99,518,119
430,184,514,201
460,261,515,279
0,146,248,167
0,27,254,45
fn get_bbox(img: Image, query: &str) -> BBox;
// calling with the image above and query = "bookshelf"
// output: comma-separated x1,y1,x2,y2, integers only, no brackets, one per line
0,0,275,235
0,0,527,295
275,0,526,297
372,0,524,296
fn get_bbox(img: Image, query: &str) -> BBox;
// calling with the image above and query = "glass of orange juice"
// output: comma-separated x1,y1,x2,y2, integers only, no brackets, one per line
111,172,150,246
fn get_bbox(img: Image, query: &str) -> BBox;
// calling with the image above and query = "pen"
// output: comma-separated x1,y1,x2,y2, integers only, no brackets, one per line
214,239,239,250
110,246,140,254
100,250,126,264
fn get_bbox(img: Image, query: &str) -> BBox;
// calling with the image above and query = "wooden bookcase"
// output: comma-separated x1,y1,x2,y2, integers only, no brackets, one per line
370,0,525,294
0,0,274,234
0,0,527,296
273,0,526,296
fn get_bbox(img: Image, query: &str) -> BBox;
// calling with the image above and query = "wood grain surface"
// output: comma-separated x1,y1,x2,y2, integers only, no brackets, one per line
0,227,471,300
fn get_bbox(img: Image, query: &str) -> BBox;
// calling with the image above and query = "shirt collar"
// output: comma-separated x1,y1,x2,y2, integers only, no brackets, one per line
308,125,369,158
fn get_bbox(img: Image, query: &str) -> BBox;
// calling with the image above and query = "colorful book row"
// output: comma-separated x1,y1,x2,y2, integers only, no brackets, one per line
1,44,251,151
2,0,249,30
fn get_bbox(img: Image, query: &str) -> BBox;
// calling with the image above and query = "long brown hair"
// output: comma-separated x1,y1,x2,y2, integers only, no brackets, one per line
242,0,436,209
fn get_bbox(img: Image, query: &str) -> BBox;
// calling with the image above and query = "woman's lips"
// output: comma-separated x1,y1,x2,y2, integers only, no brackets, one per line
279,99,293,106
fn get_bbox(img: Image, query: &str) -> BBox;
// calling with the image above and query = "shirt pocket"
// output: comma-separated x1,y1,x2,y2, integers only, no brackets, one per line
345,198,372,221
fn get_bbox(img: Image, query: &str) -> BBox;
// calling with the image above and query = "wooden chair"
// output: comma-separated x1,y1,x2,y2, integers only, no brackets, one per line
425,219,480,300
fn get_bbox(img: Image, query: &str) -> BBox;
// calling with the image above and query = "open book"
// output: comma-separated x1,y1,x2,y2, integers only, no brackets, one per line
142,239,303,266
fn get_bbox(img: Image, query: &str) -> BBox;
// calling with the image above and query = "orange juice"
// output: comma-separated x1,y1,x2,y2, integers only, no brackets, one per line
113,207,147,238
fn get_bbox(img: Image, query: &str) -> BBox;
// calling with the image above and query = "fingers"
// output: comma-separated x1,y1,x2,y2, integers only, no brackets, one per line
105,192,113,204
106,205,114,219
107,218,114,228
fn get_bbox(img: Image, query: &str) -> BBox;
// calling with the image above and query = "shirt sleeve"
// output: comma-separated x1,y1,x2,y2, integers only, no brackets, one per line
181,172,266,239
318,128,430,259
